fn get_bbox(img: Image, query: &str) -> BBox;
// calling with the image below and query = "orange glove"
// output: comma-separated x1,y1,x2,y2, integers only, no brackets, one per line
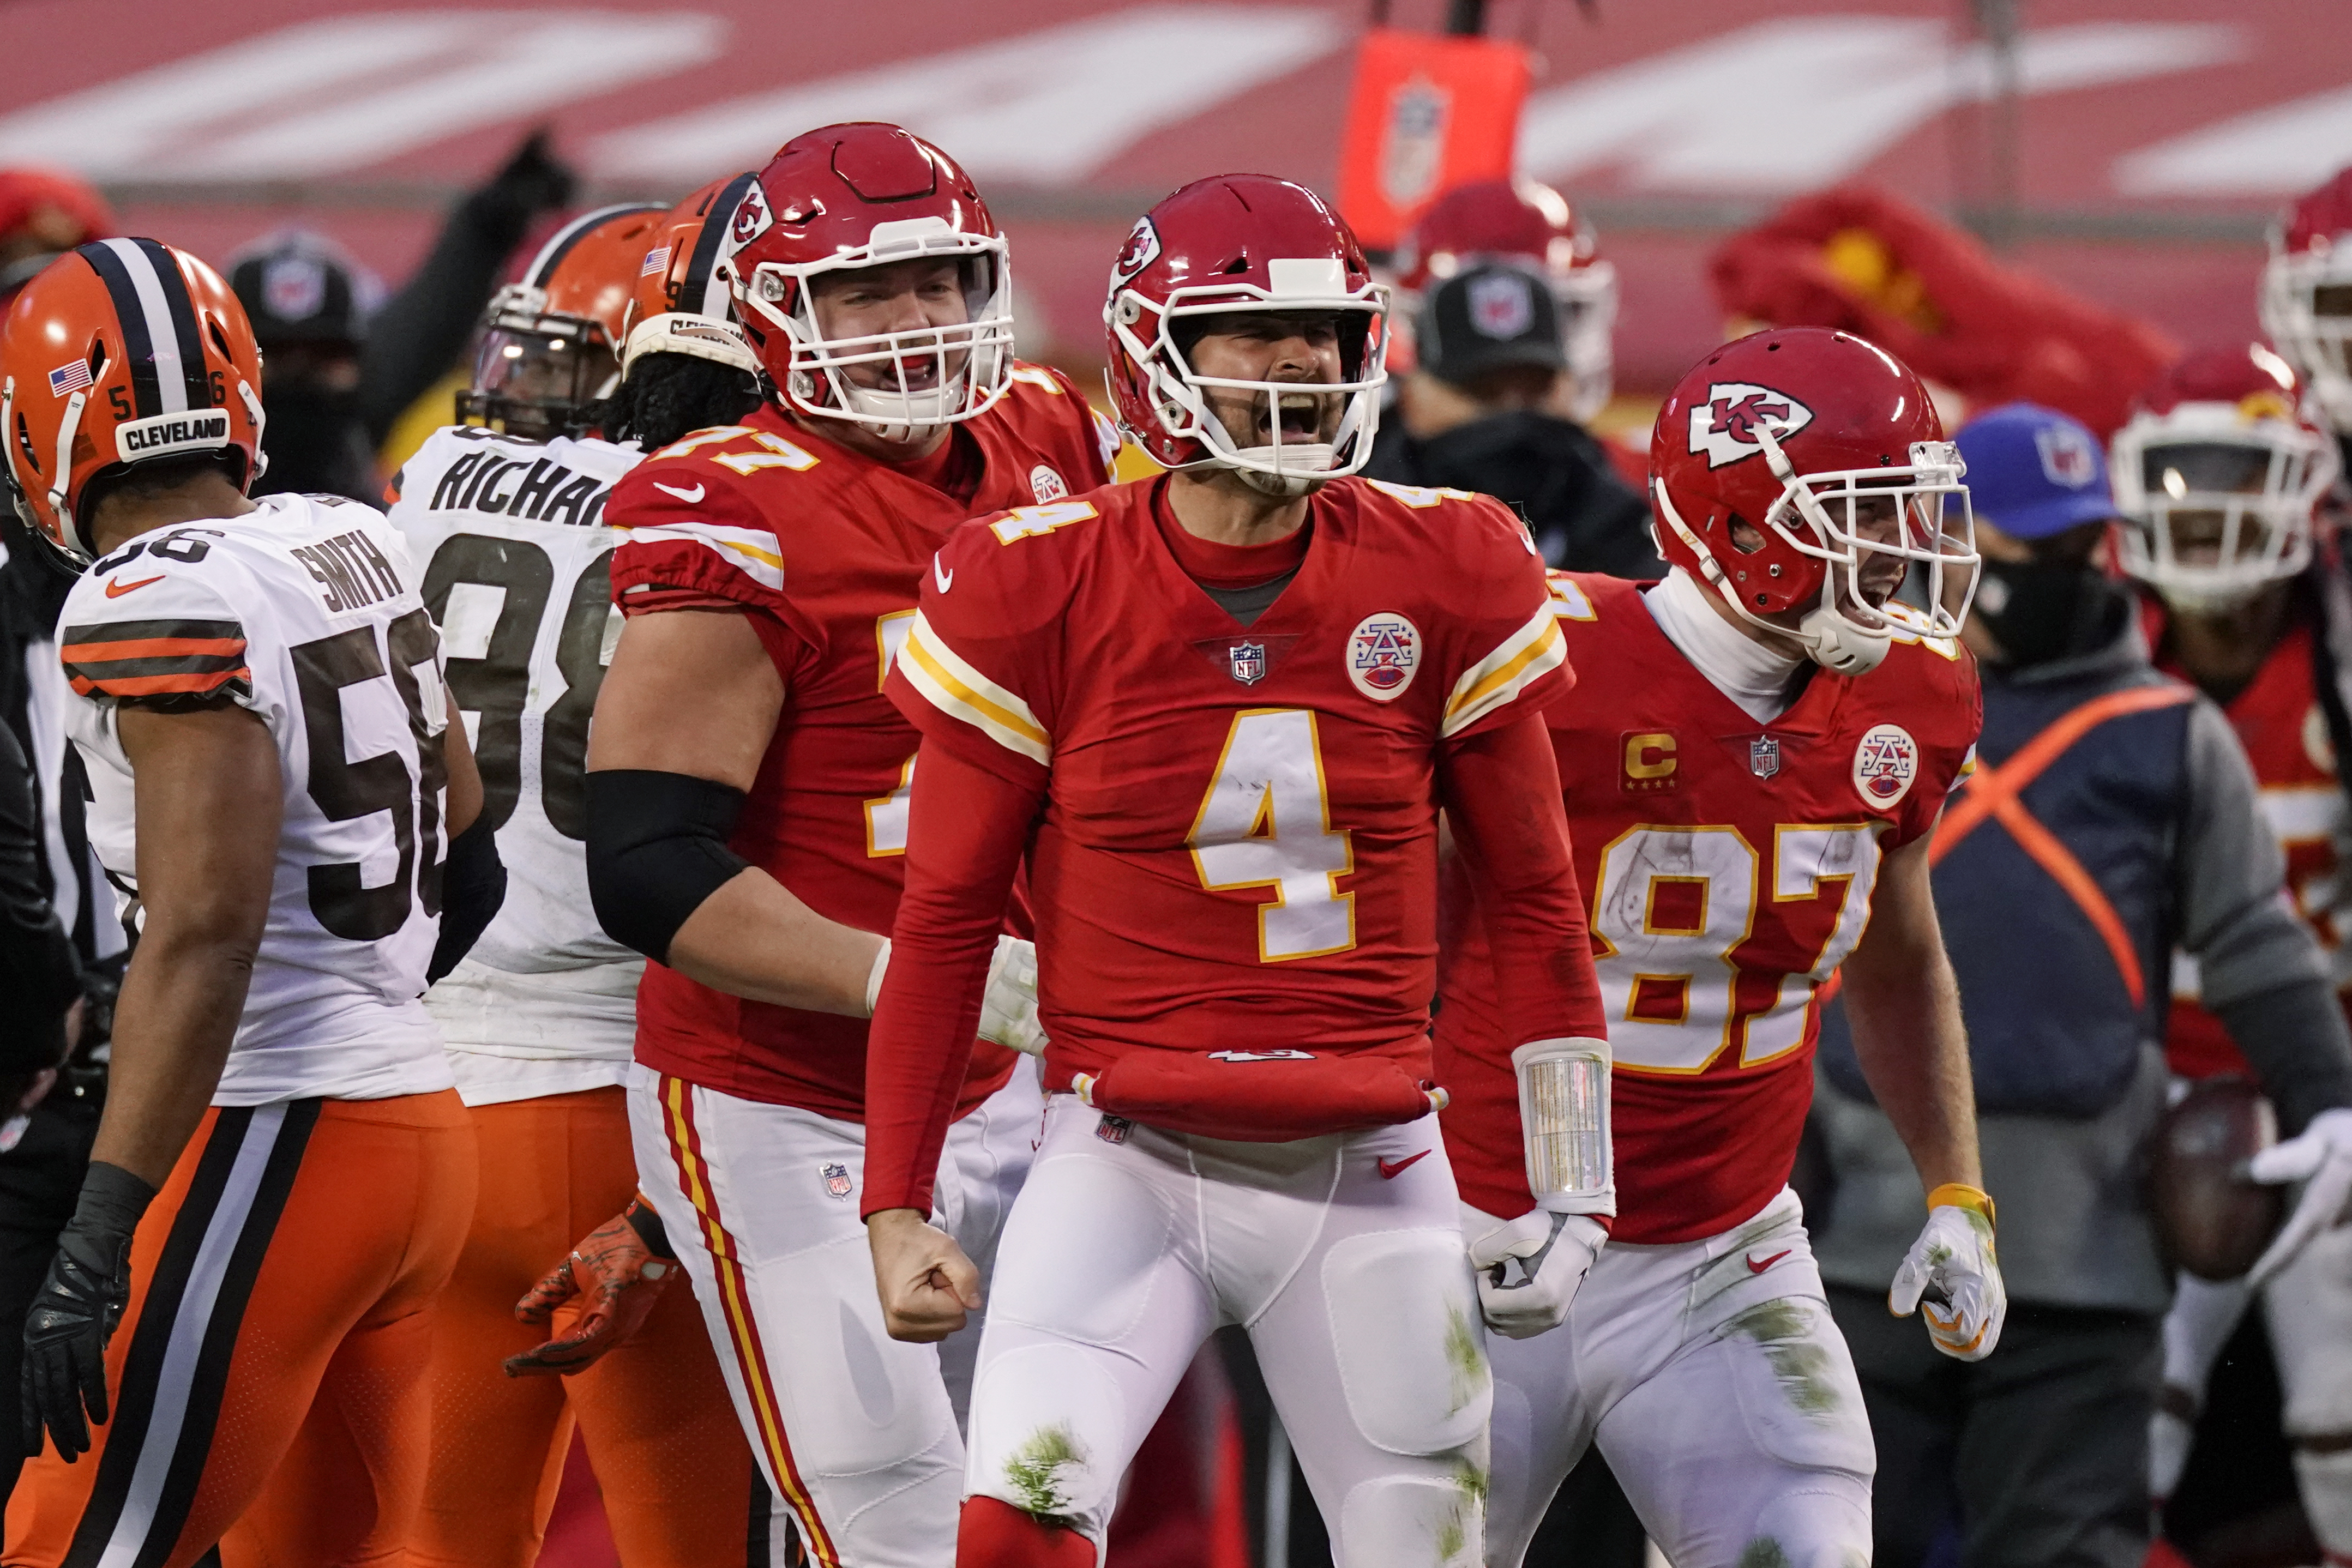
503,1196,676,1377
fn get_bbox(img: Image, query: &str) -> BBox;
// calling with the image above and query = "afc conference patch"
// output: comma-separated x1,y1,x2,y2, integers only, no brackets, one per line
821,1162,853,1200
1346,612,1421,701
1852,722,1919,810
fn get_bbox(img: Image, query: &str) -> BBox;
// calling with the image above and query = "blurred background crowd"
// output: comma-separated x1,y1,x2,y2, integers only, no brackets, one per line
2,2,2349,1566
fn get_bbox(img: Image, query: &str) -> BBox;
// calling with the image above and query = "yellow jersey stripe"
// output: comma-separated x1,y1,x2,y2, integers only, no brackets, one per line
898,612,1051,765
1442,608,1568,738
616,521,785,591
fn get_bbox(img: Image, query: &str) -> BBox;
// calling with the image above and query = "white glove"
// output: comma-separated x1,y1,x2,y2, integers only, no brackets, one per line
2245,1106,2352,1289
1890,1198,2005,1361
863,936,1047,1057
1461,1204,1606,1340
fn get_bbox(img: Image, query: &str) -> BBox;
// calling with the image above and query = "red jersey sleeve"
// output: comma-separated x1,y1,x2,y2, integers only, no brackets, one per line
1877,615,1986,849
862,739,1045,1217
1430,494,1575,743
1436,712,1610,1222
605,427,823,636
883,499,1093,789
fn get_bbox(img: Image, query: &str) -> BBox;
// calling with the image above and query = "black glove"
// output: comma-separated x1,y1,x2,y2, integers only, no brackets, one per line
484,129,576,217
22,1161,155,1461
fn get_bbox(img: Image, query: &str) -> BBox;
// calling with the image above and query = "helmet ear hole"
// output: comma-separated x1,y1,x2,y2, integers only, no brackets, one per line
206,316,233,361
86,340,107,380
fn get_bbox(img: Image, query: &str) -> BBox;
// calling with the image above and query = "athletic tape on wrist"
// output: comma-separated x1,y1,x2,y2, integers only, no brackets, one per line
1926,1182,1996,1226
1513,1036,1614,1214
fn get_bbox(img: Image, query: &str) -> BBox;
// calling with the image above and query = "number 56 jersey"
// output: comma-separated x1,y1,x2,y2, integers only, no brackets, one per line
57,492,458,1105
1437,572,1981,1237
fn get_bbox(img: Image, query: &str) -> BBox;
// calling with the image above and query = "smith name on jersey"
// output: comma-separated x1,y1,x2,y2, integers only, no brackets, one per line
1439,572,1982,1234
388,424,643,1090
57,492,458,1105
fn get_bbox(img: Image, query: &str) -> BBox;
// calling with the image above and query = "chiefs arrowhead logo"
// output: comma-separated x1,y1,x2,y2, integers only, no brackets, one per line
730,179,774,247
1110,216,1162,287
1688,381,1814,469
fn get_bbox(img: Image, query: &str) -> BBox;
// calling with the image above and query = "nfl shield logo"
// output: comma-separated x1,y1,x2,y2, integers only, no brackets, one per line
821,1162,853,1200
1467,271,1535,340
1749,735,1781,780
1229,641,1266,685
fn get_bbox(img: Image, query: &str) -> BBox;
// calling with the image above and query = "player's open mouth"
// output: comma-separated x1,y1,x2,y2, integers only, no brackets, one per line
1262,392,1327,442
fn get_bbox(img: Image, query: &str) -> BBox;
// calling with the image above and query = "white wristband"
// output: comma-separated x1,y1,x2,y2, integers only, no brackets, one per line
1513,1036,1614,1215
862,938,892,1019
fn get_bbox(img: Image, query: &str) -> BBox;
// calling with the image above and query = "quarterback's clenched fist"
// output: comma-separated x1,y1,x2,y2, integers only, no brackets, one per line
867,1208,983,1343
1461,1204,1607,1339
1890,1185,2005,1361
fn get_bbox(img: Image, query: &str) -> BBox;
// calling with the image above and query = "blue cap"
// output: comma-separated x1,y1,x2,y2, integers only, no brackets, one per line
1953,402,2119,541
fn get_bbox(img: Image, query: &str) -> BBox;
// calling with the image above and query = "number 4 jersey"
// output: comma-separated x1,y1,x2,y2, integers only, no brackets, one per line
887,475,1572,1112
1437,572,1982,1237
58,493,458,1105
386,425,642,1101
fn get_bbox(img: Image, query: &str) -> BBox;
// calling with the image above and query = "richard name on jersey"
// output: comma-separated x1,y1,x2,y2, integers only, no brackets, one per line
387,425,644,1104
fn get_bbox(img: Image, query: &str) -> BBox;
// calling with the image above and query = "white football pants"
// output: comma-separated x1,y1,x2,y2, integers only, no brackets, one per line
1485,1187,1875,1568
965,1096,1492,1568
2155,1217,2352,1555
628,1058,1042,1568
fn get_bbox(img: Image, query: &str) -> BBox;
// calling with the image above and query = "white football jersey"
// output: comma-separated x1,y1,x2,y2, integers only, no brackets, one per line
58,492,456,1105
386,425,643,1087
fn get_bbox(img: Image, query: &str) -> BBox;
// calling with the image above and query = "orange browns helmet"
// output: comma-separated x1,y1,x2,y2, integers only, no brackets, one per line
617,173,761,381
458,202,665,441
1,237,263,565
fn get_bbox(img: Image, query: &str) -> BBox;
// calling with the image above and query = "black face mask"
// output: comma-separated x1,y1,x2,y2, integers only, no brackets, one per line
255,378,375,503
1973,556,2122,668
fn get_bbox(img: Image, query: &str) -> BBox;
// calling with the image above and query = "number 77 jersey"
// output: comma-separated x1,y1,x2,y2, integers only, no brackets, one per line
1437,572,1982,1239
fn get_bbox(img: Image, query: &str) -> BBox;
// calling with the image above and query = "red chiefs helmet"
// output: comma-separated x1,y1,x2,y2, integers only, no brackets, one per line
1394,177,1615,420
2260,167,2352,432
2110,343,2337,611
2,237,264,565
725,123,1012,438
1651,327,1976,676
618,173,760,381
459,202,666,439
1105,174,1387,496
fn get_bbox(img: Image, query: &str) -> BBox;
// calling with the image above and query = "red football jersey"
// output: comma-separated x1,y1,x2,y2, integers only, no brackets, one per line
605,367,1118,1118
1438,573,1983,1237
2155,606,2351,1079
889,475,1572,1099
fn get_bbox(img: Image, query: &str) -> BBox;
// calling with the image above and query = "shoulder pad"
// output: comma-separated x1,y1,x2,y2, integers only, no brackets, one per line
643,424,821,478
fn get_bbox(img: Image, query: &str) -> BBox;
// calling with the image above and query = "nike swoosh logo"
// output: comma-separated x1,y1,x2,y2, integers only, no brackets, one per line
653,481,705,503
104,575,165,598
1378,1150,1430,1180
934,556,954,593
1747,1249,1791,1274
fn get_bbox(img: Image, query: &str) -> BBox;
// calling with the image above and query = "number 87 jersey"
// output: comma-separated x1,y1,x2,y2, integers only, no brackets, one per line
1437,572,1981,1240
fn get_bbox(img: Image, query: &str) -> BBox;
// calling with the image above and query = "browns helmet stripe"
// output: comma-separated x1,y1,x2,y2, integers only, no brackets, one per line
522,202,667,291
682,172,759,320
77,238,210,420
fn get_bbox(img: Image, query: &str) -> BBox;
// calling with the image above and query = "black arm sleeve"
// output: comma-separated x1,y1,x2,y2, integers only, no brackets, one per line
425,813,507,986
0,722,81,1077
585,770,754,965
